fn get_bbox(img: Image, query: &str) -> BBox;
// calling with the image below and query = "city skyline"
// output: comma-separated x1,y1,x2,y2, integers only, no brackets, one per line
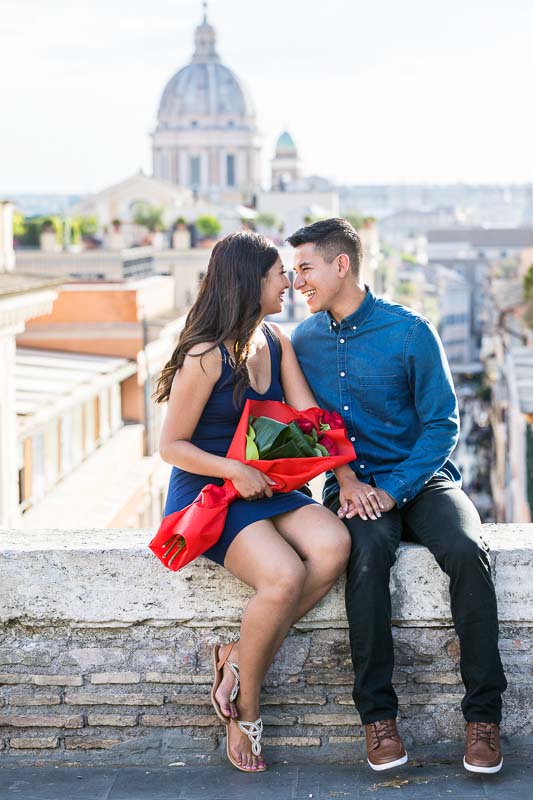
1,0,533,194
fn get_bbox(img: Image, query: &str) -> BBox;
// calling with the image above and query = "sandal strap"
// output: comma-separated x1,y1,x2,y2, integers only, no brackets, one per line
216,642,236,670
238,718,263,756
227,661,240,702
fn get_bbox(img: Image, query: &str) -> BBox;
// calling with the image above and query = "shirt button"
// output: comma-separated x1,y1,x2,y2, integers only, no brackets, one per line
360,464,365,469
350,436,355,442
340,371,346,377
403,497,407,503
343,405,349,411
352,325,357,330
340,338,345,343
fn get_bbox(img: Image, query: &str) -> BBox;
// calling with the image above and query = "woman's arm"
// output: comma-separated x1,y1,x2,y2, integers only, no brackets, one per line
270,323,317,409
159,343,275,499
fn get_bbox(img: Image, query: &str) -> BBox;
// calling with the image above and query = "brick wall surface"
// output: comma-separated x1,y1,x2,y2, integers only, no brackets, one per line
0,525,532,766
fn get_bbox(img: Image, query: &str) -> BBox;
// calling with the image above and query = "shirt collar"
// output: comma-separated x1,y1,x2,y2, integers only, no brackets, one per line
327,285,376,332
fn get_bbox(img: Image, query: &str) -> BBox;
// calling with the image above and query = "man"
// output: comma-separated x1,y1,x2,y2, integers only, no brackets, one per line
288,218,507,774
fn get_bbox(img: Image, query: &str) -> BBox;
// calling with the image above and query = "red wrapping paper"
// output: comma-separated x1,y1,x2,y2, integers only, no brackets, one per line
148,399,356,571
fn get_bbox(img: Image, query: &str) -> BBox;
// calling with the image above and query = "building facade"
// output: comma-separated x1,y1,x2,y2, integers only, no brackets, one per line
152,10,261,203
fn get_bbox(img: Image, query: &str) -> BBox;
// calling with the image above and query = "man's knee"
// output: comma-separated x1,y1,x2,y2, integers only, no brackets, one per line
434,521,491,578
345,516,398,573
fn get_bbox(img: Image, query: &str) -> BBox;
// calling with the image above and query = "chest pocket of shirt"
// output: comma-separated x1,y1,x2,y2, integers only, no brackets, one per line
354,375,406,423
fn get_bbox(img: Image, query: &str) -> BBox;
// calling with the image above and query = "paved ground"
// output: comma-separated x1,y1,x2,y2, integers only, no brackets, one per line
1,747,531,800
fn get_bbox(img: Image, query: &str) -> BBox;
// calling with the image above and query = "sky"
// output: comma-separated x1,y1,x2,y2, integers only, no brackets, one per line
1,0,533,194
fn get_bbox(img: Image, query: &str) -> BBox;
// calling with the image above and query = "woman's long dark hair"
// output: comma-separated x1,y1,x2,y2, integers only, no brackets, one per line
153,231,279,405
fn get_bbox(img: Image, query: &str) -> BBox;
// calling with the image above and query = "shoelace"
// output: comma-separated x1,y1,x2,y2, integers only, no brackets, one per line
470,723,497,750
370,720,399,748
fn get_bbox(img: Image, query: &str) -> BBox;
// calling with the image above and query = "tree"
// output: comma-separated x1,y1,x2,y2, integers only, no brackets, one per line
133,203,166,232
76,216,99,236
196,215,221,239
524,264,533,300
345,212,364,230
13,212,26,240
524,264,533,329
256,212,278,231
70,218,82,245
345,212,376,230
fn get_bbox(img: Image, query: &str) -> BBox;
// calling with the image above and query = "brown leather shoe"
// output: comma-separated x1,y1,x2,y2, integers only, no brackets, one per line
464,722,503,773
365,719,408,771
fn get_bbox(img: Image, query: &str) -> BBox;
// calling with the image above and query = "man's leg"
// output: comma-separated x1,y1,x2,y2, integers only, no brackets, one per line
329,497,403,723
403,478,507,724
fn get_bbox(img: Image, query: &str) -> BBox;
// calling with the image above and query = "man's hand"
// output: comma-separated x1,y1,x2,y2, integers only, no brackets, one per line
337,472,387,521
373,488,395,513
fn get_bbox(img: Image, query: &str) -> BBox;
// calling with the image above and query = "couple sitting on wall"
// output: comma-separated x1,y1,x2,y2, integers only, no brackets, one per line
155,219,507,775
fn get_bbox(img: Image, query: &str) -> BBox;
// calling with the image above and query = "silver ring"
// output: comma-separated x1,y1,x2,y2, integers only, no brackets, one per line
366,491,376,498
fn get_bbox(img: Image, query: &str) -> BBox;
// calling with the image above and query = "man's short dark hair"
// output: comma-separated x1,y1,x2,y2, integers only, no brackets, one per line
286,218,363,275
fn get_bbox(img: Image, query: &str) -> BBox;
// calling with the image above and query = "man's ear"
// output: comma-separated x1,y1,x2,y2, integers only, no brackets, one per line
337,253,351,277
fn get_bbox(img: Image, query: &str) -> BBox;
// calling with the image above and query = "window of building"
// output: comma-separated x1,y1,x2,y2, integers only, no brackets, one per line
83,400,96,455
190,156,201,187
226,154,235,187
110,383,122,433
72,405,84,466
44,421,59,489
18,440,26,507
60,412,73,474
31,432,46,502
191,120,198,128
98,389,111,442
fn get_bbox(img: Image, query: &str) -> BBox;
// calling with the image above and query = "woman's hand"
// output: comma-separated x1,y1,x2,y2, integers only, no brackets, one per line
227,461,277,501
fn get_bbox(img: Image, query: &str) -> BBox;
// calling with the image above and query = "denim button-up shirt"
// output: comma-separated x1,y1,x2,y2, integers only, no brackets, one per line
292,287,461,508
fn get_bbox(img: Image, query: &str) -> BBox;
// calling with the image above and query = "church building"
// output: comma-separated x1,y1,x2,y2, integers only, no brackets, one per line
152,6,261,204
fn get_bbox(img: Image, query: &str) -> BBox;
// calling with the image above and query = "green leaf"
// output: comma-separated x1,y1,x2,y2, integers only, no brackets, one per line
247,424,256,441
245,434,259,460
260,420,318,459
252,416,287,453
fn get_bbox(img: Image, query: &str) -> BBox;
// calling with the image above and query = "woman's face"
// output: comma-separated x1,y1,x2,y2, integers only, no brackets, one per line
260,257,291,317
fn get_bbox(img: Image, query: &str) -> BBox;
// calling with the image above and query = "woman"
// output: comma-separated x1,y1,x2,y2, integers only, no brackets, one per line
155,231,350,773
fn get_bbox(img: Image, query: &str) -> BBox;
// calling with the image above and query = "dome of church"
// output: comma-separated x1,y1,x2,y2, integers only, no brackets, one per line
157,12,255,126
276,131,296,152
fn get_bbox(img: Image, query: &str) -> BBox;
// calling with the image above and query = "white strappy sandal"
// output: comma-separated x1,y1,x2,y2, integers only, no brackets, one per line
226,717,267,773
211,643,240,724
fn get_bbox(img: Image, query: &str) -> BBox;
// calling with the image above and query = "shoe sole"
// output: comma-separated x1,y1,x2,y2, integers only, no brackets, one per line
463,756,503,774
368,753,408,771
226,730,267,773
211,645,231,726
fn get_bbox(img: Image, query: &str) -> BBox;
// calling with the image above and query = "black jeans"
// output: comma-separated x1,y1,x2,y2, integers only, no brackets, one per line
329,478,507,725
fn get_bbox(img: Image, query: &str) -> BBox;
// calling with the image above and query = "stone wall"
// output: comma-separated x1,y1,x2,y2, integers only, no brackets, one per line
0,524,531,766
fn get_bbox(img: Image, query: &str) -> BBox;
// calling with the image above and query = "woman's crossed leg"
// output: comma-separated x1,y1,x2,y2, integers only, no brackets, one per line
218,505,350,770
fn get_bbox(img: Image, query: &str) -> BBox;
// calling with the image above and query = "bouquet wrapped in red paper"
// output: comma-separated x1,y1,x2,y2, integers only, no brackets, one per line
149,399,356,571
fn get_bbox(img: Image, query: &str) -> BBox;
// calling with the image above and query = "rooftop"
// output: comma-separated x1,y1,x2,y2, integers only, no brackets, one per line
0,272,62,299
427,227,533,247
16,347,137,435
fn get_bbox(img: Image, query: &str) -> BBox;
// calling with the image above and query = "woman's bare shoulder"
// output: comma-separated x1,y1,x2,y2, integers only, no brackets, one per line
174,342,223,384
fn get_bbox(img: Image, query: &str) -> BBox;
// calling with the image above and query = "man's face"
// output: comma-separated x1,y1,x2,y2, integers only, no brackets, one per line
292,242,341,314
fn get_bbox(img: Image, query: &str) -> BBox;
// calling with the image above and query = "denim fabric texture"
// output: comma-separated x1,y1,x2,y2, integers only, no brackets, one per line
292,287,462,508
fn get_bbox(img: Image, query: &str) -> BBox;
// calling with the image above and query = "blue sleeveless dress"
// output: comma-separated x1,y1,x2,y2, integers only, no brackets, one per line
163,326,317,566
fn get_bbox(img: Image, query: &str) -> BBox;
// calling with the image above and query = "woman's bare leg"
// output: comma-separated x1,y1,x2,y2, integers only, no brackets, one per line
218,519,307,770
216,505,351,716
